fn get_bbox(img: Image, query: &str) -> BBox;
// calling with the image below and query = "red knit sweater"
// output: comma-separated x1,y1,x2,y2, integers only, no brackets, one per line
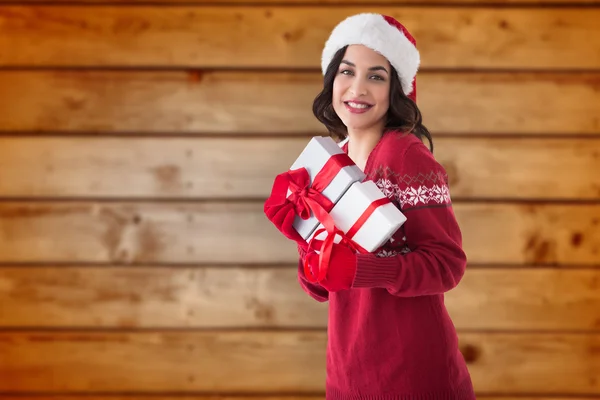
297,131,476,400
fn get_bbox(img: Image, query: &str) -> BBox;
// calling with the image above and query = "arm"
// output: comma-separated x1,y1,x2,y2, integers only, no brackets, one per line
297,245,329,302
351,141,467,297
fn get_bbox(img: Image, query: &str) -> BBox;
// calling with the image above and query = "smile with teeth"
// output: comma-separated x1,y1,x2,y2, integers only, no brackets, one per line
346,101,372,109
344,100,373,114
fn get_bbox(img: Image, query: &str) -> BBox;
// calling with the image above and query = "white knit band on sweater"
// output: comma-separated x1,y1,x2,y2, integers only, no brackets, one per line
321,13,420,97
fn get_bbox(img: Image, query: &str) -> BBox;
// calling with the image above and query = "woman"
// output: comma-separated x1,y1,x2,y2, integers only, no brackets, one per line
264,13,476,400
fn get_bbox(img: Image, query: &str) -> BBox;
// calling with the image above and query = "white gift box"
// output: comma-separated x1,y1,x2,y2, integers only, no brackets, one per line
289,136,365,239
308,180,407,253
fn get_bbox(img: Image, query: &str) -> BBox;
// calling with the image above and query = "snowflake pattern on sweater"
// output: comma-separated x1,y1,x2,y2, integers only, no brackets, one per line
368,138,454,258
374,177,451,208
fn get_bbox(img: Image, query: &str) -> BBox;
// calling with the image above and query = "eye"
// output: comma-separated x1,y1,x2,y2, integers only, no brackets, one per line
339,69,353,76
370,74,385,81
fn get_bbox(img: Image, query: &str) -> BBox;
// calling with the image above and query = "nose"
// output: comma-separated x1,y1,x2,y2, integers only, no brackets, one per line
349,77,367,97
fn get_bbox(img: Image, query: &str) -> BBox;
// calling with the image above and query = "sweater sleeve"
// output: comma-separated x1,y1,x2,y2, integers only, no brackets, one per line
351,141,467,297
297,245,329,302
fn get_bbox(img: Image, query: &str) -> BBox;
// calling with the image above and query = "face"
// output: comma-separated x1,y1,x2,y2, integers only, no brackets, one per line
332,45,391,135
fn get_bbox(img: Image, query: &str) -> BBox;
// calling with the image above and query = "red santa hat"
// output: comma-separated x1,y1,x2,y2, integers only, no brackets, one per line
321,13,420,102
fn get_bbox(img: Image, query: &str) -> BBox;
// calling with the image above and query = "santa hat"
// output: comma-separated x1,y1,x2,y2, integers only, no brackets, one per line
321,13,420,102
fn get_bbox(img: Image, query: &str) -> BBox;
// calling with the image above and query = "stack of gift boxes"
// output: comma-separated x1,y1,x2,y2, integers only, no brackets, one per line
287,136,407,257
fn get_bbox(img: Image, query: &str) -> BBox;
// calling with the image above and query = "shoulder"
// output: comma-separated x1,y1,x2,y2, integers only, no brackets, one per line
374,132,452,209
397,141,453,210
399,136,449,189
379,129,418,152
371,131,441,175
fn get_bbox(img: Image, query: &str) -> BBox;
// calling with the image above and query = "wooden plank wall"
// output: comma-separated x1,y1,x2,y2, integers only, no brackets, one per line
0,0,599,399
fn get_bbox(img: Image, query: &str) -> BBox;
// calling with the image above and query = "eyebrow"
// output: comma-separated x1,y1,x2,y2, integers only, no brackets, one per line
341,60,389,74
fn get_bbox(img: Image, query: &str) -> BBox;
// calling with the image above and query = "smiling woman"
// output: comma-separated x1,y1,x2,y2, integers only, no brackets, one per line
264,12,476,400
313,44,433,159
312,17,433,160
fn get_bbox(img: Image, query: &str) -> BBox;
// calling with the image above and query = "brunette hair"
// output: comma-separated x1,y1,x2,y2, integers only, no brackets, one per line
312,46,433,153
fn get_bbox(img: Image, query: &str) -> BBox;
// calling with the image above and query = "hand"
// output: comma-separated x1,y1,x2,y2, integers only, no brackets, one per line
264,172,309,250
305,242,358,292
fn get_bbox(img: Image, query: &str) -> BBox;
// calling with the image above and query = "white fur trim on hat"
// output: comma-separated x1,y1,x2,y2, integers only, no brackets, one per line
321,13,420,96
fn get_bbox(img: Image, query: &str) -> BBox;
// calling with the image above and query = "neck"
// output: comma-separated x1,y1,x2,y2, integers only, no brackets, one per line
346,126,384,171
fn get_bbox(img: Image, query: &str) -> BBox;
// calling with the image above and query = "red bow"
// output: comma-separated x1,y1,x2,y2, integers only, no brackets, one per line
285,167,334,223
272,152,379,284
275,152,356,226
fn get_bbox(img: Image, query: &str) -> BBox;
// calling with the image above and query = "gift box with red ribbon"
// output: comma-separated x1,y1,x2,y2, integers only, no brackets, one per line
301,180,406,283
287,136,365,239
308,180,407,253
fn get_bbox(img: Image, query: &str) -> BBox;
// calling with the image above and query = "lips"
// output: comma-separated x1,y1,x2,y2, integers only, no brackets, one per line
344,100,373,114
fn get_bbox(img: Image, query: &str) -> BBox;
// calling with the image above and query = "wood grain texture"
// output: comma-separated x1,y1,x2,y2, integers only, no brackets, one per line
12,0,600,3
0,331,326,393
1,137,599,200
0,397,318,400
0,331,599,393
1,71,598,135
0,201,290,264
0,71,323,134
1,266,600,331
0,398,594,400
435,137,600,200
0,266,328,329
0,202,598,265
446,268,600,330
1,7,598,68
0,397,323,400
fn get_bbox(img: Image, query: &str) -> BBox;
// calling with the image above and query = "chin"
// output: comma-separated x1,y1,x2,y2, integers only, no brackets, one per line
341,116,383,133
335,107,384,132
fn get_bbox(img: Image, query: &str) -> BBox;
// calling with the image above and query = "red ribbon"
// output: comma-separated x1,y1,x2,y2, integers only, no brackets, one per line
345,197,391,239
285,153,355,222
278,149,393,284
303,226,366,283
285,168,333,224
269,152,352,240
303,196,392,283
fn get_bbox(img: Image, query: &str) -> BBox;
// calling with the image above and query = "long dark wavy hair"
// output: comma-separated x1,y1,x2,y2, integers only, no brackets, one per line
312,45,433,153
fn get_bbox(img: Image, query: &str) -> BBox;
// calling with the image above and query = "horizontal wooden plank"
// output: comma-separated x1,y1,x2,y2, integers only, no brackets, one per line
0,71,598,135
12,0,600,3
0,70,323,134
0,397,318,400
0,137,299,199
0,396,323,400
2,396,598,400
0,331,599,394
459,204,600,265
1,266,599,331
2,393,600,400
448,268,600,330
0,266,328,329
46,396,575,400
435,137,600,200
1,137,599,200
0,202,598,265
0,7,599,69
0,397,322,400
0,331,325,393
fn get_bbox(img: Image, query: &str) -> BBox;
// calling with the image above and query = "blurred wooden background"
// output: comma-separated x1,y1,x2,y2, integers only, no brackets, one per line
0,0,599,398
